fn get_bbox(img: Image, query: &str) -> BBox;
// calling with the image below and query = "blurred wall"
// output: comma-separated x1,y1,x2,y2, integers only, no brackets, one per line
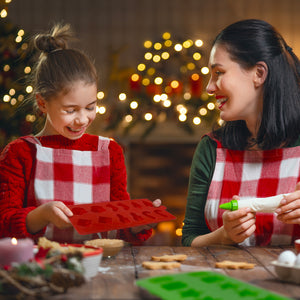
8,0,300,137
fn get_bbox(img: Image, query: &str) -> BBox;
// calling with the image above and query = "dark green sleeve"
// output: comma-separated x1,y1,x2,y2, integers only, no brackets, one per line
181,135,217,246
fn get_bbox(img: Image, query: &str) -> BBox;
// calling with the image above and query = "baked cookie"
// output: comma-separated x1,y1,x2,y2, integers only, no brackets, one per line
151,254,187,262
142,261,181,270
215,260,255,270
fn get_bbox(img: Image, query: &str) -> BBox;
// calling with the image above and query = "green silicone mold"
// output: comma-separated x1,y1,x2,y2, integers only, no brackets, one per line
136,271,290,300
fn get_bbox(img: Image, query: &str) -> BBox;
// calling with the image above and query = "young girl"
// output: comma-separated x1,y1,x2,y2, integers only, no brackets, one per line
182,19,300,247
0,23,160,244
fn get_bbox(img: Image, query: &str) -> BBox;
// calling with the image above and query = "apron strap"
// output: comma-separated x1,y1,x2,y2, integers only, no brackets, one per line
21,136,42,145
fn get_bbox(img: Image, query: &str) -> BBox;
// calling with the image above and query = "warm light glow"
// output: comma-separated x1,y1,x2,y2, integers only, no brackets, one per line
187,63,195,70
164,40,172,47
183,40,193,48
191,73,200,81
18,29,25,36
15,36,22,43
165,86,172,93
137,63,146,71
119,93,127,101
144,113,152,121
130,101,138,109
124,115,133,122
3,95,10,102
175,228,183,236
184,92,191,100
11,98,17,105
96,106,106,114
9,89,15,96
21,43,28,50
176,105,187,114
154,77,163,85
207,102,215,110
3,64,10,72
195,39,204,47
0,9,8,18
162,32,171,40
131,73,139,81
11,237,17,245
18,95,24,101
147,68,155,76
153,55,161,63
199,108,207,116
97,91,105,100
153,95,161,102
179,114,187,122
161,52,170,60
142,78,150,86
144,40,152,48
26,114,36,122
201,67,209,75
163,99,171,107
26,86,33,93
144,52,153,60
174,44,183,51
157,221,175,232
193,52,201,60
170,80,179,89
154,42,162,50
193,117,201,125
218,118,224,126
24,66,31,74
201,92,209,101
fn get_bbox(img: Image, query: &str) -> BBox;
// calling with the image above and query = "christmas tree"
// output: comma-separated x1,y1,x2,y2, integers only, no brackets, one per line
99,32,219,138
0,0,37,149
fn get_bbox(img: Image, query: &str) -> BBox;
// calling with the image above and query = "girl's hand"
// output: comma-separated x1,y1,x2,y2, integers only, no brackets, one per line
276,182,300,225
27,201,73,234
130,199,161,234
222,199,256,244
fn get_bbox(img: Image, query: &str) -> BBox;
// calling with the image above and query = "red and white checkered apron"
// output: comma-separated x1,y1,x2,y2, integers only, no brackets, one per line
24,136,110,243
205,137,300,246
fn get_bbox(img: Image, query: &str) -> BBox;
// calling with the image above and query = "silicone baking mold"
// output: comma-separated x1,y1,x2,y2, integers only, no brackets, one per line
136,271,290,300
68,199,176,234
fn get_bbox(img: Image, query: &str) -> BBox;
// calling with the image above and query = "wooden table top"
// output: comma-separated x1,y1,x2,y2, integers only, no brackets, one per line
51,245,300,299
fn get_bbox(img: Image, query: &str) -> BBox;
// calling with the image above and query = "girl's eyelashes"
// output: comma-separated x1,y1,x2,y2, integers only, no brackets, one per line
86,105,96,111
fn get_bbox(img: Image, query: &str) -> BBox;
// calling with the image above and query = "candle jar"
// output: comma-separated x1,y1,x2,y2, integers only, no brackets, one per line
0,238,34,267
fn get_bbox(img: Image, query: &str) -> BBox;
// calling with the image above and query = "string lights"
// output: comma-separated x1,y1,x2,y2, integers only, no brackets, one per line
98,31,219,137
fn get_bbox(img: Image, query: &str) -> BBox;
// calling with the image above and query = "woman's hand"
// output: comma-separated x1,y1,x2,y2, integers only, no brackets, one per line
27,201,73,234
222,195,256,244
276,182,300,225
130,199,161,235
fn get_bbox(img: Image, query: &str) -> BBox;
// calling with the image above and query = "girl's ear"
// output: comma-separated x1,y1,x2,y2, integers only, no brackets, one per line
36,94,47,113
254,61,268,87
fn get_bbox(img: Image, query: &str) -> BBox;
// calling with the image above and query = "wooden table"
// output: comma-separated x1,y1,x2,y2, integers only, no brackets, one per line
51,245,300,299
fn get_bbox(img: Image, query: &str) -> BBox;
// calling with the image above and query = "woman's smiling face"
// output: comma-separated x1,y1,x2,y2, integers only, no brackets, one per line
206,44,263,127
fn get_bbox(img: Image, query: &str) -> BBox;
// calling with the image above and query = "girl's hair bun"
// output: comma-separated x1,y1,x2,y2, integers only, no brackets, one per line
33,23,74,54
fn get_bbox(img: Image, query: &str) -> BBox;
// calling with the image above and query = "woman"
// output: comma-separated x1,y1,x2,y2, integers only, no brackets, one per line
182,19,300,247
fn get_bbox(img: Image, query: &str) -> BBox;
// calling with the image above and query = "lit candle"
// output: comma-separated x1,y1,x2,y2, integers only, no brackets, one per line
0,237,34,267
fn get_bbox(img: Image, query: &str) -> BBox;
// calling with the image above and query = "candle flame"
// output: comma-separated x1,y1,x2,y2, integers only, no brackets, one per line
11,237,17,245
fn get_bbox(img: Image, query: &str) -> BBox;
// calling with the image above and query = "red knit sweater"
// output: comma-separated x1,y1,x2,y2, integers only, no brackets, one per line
0,134,152,244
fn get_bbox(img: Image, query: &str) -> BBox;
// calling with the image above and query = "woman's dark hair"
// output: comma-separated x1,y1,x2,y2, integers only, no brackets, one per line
30,23,98,103
211,19,300,150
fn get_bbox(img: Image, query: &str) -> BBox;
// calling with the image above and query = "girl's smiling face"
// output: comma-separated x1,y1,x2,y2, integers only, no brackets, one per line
37,81,97,139
206,44,264,133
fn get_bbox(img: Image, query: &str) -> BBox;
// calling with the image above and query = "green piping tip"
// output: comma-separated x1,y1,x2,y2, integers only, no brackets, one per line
219,200,238,211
